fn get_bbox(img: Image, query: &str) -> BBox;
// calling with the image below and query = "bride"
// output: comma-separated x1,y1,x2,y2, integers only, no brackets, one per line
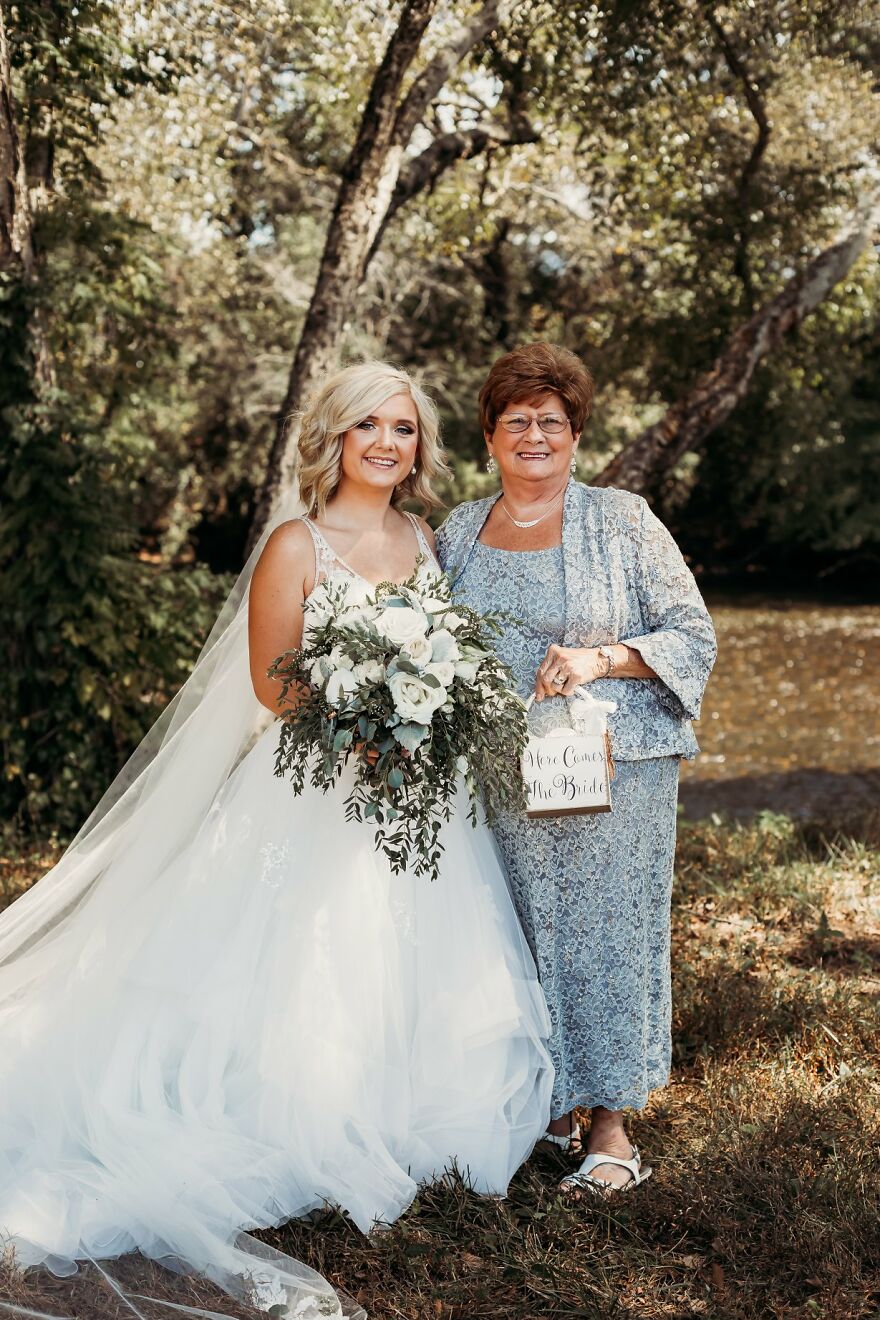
0,361,553,1319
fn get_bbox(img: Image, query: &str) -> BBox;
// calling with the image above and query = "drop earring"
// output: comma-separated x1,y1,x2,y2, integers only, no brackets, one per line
486,454,497,475
570,451,577,474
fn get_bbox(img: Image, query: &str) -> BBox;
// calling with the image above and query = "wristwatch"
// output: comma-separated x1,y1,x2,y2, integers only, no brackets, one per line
596,645,616,677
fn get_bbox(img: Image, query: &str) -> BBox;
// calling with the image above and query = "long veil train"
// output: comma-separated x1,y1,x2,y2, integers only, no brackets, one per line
0,483,354,1318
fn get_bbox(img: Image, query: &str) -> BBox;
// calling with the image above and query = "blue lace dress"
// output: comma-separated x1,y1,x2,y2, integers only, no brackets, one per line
454,541,680,1117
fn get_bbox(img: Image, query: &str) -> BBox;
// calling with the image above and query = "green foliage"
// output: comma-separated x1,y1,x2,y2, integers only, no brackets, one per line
673,278,880,576
0,0,226,835
8,0,176,195
0,372,226,834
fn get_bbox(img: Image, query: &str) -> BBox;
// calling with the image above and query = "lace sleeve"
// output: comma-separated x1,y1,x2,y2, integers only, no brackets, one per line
434,508,462,576
435,512,452,551
621,499,717,721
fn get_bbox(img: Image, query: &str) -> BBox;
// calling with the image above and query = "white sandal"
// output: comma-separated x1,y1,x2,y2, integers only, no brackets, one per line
540,1120,582,1153
560,1143,652,1196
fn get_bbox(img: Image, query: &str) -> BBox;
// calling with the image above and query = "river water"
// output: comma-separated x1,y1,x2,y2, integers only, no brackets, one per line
679,600,880,821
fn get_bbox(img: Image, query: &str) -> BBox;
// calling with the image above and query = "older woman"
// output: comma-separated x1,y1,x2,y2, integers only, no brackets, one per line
436,342,716,1195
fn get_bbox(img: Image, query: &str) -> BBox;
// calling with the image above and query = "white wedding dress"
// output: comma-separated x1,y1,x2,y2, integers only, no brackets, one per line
0,514,553,1319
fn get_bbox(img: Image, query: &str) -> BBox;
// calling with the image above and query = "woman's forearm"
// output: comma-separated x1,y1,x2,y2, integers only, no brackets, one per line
605,643,656,680
535,641,659,698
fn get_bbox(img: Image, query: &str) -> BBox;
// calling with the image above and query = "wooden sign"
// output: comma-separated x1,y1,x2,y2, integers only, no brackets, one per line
521,729,613,818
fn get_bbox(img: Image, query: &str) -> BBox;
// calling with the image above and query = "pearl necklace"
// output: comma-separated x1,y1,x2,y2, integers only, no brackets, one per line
500,487,565,529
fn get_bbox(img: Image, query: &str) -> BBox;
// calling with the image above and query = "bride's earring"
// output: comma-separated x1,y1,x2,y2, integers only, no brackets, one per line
486,454,497,475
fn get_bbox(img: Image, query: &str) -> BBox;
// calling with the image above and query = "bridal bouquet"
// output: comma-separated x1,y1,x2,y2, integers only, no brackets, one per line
269,565,529,881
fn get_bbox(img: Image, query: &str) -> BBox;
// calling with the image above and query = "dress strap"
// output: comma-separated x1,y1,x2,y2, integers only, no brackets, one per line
404,511,438,568
298,516,342,587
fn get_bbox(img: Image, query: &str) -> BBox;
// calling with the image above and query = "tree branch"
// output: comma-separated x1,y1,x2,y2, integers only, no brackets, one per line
592,195,880,495
708,14,771,197
367,115,537,262
707,12,772,309
343,0,438,183
392,0,523,145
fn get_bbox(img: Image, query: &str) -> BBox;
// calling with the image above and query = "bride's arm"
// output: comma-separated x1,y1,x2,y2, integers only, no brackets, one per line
248,521,314,715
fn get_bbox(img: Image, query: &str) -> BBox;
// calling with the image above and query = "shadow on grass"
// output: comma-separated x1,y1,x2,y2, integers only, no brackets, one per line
671,952,877,1070
679,767,880,829
786,930,880,977
266,1085,880,1320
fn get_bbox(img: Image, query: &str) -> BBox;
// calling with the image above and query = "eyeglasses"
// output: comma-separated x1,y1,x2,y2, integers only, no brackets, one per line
499,412,569,435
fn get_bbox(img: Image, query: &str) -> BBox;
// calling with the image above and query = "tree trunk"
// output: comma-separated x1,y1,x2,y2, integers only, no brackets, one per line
247,0,518,549
592,198,880,495
0,1,54,392
0,4,35,275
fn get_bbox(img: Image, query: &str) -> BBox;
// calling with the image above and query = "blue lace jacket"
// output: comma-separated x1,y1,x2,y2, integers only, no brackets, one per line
435,480,717,761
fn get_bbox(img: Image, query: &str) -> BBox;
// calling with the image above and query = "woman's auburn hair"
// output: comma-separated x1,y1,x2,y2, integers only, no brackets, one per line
478,342,595,436
295,360,449,517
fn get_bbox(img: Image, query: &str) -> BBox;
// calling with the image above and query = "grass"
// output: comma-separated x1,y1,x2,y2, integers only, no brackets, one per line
1,812,879,1320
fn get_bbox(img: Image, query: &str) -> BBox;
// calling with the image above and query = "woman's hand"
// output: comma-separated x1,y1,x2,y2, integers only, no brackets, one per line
535,642,657,700
534,644,607,701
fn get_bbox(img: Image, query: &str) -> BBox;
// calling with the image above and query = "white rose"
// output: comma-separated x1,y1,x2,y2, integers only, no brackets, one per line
441,610,467,633
303,595,332,631
353,658,385,686
418,595,452,615
373,605,429,647
430,628,460,663
340,605,374,630
454,659,481,683
309,654,333,686
328,644,355,671
339,576,372,608
400,635,433,668
325,669,358,707
454,644,486,682
425,660,454,686
387,671,447,724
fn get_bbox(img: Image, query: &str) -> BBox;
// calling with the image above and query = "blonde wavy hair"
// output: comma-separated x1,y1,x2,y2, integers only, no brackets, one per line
296,361,448,517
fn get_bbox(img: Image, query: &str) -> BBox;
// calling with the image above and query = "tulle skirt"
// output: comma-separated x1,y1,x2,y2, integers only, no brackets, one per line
0,723,553,1316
